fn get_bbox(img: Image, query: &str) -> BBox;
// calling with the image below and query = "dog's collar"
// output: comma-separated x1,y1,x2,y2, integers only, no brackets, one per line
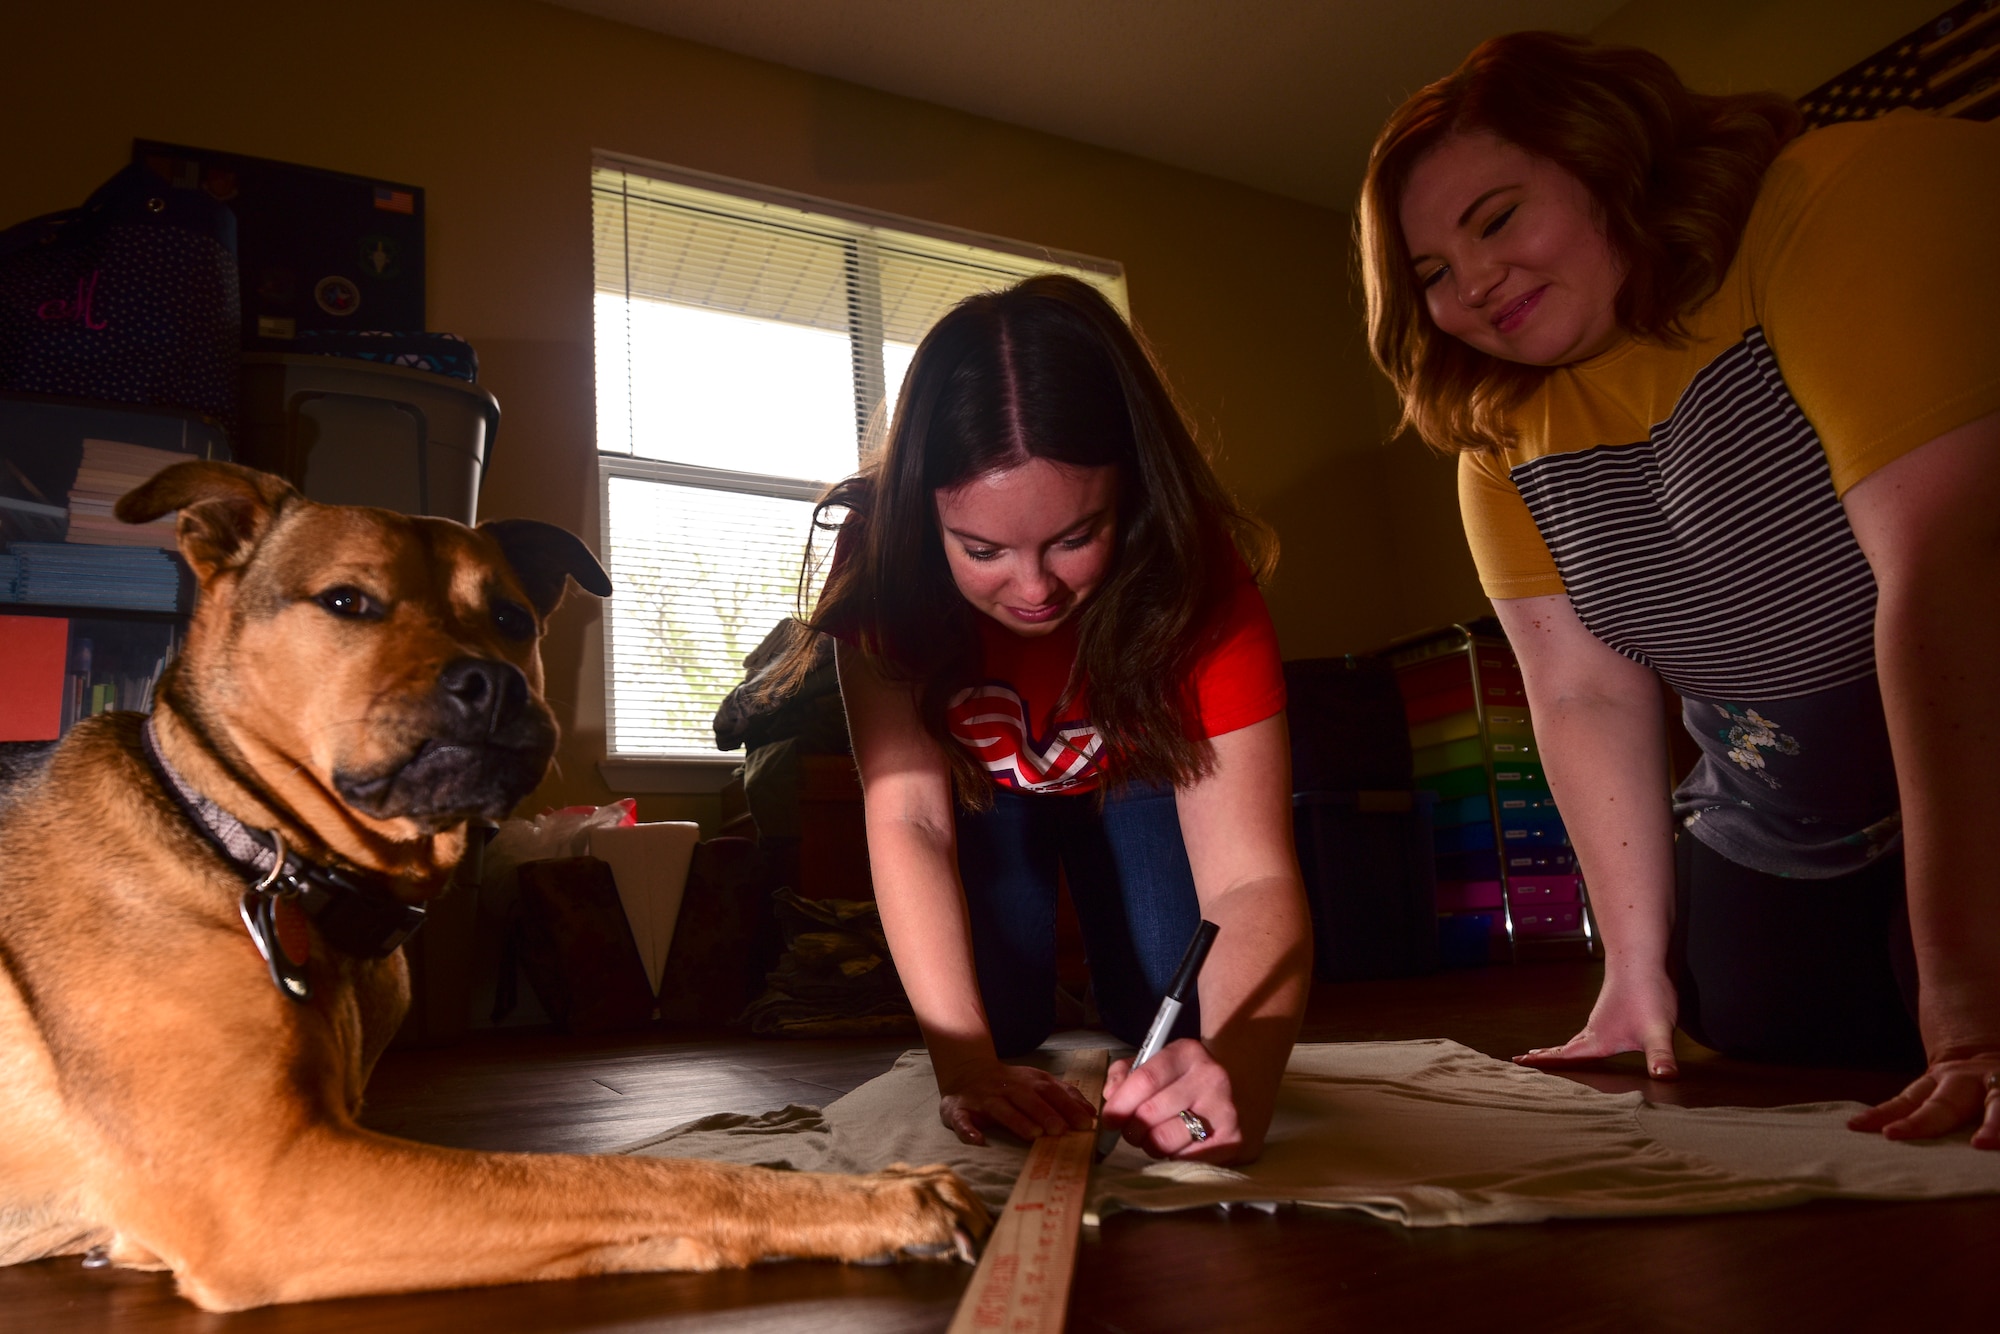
140,718,426,1001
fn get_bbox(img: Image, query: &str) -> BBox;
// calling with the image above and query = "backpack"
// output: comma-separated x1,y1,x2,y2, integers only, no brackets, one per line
0,164,239,429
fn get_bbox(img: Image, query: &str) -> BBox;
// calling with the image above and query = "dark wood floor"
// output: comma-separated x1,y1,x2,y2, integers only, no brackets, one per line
4,959,1990,1332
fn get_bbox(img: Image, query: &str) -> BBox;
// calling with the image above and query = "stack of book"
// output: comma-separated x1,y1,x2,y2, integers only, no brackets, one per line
0,543,181,612
63,439,185,549
0,494,67,544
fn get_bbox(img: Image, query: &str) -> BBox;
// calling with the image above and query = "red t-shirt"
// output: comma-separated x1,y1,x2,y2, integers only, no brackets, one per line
945,575,1285,795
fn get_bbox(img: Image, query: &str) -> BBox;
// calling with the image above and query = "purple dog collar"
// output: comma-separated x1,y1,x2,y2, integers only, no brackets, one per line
139,718,426,1000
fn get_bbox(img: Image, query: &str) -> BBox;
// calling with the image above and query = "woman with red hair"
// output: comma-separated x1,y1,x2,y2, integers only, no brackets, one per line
1361,32,2000,1145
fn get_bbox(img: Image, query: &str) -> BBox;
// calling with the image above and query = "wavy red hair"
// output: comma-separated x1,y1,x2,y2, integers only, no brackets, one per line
1358,31,1801,453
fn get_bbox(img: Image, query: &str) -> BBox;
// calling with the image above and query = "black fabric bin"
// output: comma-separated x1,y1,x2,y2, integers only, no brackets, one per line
1293,790,1438,981
1283,656,1414,792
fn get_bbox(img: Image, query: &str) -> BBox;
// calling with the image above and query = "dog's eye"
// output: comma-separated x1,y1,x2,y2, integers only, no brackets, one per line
492,598,537,642
315,586,381,620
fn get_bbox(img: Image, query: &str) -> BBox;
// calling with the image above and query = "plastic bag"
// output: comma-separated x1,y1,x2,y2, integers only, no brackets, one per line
481,798,636,919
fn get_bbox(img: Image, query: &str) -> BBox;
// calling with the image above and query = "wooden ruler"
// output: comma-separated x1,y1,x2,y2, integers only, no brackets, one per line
947,1047,1108,1334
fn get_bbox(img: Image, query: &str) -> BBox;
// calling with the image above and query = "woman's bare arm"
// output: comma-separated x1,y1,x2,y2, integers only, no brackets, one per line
1840,410,2000,1149
835,640,1094,1144
1495,594,1681,1078
1098,713,1313,1161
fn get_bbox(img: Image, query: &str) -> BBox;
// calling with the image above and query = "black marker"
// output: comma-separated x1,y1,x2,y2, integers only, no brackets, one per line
1095,919,1220,1159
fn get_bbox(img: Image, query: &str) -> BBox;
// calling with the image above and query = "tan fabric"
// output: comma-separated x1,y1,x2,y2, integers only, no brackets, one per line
621,1040,2000,1227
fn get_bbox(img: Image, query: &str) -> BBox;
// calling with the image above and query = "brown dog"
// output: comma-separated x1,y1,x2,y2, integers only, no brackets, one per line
0,461,986,1311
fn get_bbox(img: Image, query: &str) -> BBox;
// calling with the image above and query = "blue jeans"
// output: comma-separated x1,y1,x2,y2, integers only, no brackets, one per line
955,783,1204,1056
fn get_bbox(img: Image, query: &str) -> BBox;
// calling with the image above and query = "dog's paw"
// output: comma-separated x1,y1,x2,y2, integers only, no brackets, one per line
854,1163,991,1264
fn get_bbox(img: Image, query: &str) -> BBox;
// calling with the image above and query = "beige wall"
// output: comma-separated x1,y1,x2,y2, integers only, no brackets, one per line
7,1,1933,823
7,0,1398,826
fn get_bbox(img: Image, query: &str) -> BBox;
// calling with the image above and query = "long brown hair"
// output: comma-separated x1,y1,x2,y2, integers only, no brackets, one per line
1358,30,1801,453
775,274,1273,808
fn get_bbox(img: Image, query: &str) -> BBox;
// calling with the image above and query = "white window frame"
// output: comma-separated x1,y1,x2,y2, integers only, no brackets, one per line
591,153,1126,793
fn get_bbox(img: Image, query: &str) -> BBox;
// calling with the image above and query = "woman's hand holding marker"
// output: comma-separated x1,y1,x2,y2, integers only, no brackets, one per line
1101,1038,1240,1160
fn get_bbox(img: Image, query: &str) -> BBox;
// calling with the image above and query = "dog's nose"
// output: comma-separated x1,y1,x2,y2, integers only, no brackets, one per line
437,657,530,736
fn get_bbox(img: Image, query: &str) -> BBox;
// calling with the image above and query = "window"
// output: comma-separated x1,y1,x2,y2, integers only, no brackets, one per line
592,157,1126,771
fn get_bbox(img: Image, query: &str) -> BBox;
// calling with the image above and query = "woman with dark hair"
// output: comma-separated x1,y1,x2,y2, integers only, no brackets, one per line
1361,31,2000,1146
783,275,1309,1162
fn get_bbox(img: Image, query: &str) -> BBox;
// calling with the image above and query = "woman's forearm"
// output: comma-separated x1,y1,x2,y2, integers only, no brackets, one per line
1196,874,1311,1135
838,640,1008,1087
1167,714,1314,1148
1832,414,2000,1144
1496,598,1676,982
1532,684,1677,977
864,812,1003,1085
1842,412,2000,1062
1871,552,2000,1059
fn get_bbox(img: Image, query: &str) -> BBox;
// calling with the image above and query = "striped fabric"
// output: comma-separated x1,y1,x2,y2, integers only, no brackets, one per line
1510,329,1879,701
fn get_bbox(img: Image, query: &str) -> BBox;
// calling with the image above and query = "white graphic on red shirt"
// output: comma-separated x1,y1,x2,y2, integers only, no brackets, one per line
946,683,1104,792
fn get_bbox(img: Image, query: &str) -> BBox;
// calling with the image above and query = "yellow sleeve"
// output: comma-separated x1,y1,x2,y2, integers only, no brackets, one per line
1458,449,1565,601
1755,114,2000,496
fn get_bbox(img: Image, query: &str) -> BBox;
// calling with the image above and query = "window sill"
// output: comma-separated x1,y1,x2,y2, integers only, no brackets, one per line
598,753,742,795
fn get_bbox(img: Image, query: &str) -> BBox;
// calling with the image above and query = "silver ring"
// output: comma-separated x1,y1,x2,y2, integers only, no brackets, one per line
1178,1108,1210,1143
1985,1071,1999,1098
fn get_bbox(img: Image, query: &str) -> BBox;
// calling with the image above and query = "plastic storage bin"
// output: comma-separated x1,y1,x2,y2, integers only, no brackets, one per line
236,353,497,524
1381,620,1597,960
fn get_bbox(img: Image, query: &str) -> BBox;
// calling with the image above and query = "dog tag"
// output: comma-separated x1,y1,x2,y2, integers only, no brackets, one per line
240,890,312,1002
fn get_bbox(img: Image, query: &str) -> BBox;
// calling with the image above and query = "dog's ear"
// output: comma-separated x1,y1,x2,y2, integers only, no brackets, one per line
116,461,297,583
479,518,614,617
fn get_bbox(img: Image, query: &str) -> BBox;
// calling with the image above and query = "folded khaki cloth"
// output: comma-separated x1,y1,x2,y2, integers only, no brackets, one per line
621,1039,2000,1227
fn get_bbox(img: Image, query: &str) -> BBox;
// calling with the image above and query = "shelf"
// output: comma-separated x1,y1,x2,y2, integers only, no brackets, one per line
0,602,186,622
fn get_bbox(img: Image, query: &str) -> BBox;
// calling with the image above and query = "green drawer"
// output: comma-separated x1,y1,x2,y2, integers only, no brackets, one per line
1419,763,1490,800
1414,733,1538,777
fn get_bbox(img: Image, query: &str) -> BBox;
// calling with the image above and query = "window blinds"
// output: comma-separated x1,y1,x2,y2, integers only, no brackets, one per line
593,157,1126,756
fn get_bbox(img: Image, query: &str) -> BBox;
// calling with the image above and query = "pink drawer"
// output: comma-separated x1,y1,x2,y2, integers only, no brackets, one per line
1510,904,1583,936
1436,879,1503,912
1436,877,1581,914
1508,875,1582,903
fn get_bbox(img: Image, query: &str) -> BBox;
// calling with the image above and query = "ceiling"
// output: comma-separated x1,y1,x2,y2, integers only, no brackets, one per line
548,0,1630,211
